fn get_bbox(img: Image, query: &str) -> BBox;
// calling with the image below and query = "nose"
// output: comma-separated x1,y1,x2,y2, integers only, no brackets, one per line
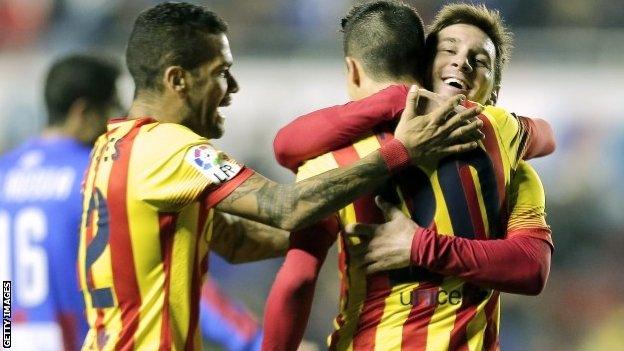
227,72,239,94
451,54,473,73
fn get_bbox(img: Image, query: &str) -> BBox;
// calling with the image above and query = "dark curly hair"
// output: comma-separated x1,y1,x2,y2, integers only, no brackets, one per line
126,2,228,93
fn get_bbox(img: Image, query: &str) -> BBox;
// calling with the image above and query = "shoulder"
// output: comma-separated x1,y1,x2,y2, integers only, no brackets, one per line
296,152,339,181
134,122,212,157
481,105,519,132
296,133,380,181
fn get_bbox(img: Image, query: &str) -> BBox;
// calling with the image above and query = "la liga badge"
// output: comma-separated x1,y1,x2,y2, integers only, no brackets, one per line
186,145,241,184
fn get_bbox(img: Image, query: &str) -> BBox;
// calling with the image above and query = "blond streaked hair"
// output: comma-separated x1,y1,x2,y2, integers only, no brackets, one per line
427,3,513,85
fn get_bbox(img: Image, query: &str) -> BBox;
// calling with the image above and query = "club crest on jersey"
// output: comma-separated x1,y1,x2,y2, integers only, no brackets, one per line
186,145,241,184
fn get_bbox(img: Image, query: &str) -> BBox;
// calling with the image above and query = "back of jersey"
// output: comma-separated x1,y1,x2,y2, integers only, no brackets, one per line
0,137,91,351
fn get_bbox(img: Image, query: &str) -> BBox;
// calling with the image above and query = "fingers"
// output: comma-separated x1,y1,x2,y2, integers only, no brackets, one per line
447,119,485,142
443,106,482,132
437,141,480,156
416,88,445,106
363,255,408,274
374,196,404,221
401,85,421,121
429,94,466,124
344,223,377,238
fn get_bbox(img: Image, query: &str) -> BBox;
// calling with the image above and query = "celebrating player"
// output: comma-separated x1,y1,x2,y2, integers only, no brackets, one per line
264,2,554,350
77,2,484,350
0,54,121,351
0,53,273,351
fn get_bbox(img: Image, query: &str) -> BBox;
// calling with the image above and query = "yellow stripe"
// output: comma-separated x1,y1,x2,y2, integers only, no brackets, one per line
374,283,419,350
126,135,165,347
425,277,464,351
469,166,490,236
337,136,383,351
430,168,453,235
296,152,340,181
481,109,513,186
465,292,494,351
351,134,381,158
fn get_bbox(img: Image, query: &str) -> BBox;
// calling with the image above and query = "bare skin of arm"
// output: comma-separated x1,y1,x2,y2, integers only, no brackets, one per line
209,211,289,264
215,89,485,231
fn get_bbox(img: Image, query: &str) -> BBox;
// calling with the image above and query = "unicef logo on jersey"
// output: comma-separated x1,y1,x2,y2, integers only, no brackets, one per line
185,145,242,184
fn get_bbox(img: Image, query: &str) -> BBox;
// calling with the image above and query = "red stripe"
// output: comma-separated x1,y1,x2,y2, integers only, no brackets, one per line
56,312,77,351
203,167,255,207
334,142,391,351
158,213,177,351
458,165,487,240
332,145,360,167
447,285,487,351
108,122,143,350
327,145,362,349
482,292,500,351
479,115,506,232
448,306,478,351
328,234,349,350
184,200,210,350
352,276,392,351
400,286,439,350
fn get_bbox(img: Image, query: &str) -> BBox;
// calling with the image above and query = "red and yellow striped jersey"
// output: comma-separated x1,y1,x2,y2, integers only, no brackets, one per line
296,105,551,351
77,118,253,350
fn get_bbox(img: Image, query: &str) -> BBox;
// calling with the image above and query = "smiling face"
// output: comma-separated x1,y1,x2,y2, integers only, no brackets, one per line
430,23,497,104
184,33,239,139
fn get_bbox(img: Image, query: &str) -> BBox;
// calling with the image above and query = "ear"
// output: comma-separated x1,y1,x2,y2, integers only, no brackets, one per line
345,57,361,88
163,66,187,95
487,85,500,105
66,98,88,122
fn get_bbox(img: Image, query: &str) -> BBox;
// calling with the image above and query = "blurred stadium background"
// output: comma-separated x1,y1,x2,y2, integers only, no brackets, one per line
1,0,623,350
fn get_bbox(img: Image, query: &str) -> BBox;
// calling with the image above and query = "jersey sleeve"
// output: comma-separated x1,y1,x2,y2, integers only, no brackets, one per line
274,84,408,172
517,116,556,159
134,124,253,211
506,161,553,247
480,105,527,169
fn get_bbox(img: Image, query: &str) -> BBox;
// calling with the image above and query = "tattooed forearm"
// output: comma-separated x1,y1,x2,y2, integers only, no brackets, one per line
210,211,289,263
216,151,389,231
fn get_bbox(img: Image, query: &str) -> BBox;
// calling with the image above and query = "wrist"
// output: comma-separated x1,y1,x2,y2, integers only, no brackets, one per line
380,139,411,173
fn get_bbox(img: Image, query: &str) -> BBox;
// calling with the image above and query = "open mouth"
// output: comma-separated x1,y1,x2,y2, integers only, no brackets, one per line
443,77,470,90
219,95,232,107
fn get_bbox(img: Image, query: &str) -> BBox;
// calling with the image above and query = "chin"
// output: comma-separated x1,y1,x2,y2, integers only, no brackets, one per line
205,122,224,139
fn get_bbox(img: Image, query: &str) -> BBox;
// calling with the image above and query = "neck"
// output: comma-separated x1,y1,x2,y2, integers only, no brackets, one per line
41,123,91,144
356,76,418,100
128,91,183,124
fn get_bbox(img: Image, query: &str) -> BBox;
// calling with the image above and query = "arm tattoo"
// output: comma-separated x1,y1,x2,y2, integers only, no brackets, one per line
217,151,389,230
211,212,288,263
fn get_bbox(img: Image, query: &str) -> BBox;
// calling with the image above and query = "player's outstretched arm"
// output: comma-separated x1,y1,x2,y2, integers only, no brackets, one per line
274,85,409,171
216,90,484,231
262,217,339,351
274,87,556,170
210,211,289,263
518,116,556,158
349,195,552,296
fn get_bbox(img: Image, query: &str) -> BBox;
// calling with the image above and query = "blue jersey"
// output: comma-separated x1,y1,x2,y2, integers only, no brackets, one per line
0,137,91,351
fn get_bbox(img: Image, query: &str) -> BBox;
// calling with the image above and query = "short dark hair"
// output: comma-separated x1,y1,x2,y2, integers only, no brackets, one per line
341,0,426,82
126,2,228,92
44,54,120,126
427,3,513,85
